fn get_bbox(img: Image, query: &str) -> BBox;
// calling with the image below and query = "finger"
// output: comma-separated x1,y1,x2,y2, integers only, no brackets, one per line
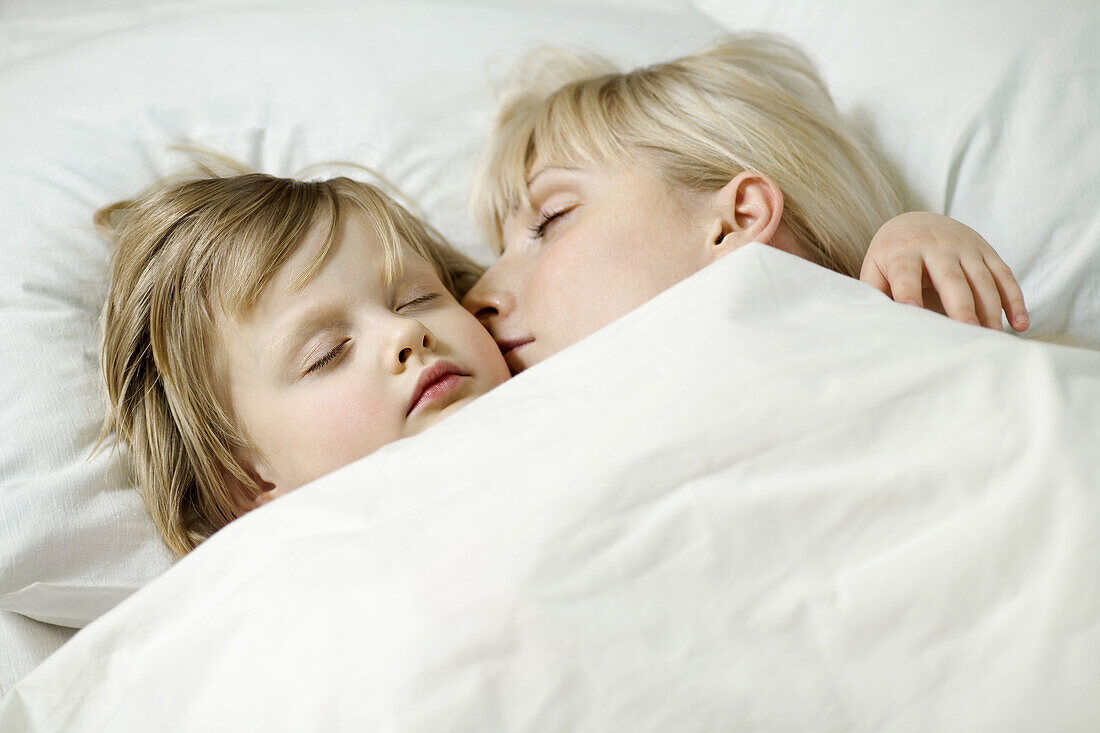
859,258,891,296
926,257,979,326
960,257,1005,329
883,253,925,307
983,253,1030,331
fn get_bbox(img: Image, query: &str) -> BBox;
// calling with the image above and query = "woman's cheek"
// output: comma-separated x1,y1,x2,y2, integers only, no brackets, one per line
520,225,642,351
525,248,580,341
532,229,602,301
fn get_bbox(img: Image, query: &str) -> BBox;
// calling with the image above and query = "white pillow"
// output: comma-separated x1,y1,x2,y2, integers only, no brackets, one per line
693,0,1100,349
0,0,720,630
0,612,75,697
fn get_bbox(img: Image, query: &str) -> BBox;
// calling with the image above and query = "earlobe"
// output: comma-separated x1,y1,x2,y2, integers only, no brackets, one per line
708,171,785,259
222,453,283,516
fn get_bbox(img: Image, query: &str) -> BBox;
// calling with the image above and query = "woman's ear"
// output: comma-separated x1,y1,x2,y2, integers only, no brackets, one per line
221,450,285,516
706,171,785,259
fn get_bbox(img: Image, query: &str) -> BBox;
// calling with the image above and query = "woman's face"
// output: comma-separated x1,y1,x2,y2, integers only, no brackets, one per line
461,160,721,374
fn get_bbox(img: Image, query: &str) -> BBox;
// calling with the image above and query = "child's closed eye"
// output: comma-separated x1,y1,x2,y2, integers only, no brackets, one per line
306,339,350,375
398,293,441,310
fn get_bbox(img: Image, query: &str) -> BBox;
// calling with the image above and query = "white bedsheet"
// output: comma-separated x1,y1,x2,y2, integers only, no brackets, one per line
0,614,74,698
3,244,1099,731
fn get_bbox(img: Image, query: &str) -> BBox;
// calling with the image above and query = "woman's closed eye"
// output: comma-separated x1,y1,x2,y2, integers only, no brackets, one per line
528,205,575,240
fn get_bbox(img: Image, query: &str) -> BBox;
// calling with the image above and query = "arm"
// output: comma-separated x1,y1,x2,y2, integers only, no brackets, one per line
860,212,1029,331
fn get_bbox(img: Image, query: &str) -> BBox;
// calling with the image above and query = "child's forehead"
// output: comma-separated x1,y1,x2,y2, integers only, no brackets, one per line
283,209,436,292
243,239,433,326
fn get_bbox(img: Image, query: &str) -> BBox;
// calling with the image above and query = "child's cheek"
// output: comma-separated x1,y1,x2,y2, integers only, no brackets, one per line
454,311,511,384
296,381,402,469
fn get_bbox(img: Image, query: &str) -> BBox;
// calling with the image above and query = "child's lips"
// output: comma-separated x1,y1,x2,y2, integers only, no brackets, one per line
407,374,465,416
407,360,467,416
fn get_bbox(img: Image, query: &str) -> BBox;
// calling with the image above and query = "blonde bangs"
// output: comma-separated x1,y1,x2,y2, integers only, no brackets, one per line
333,180,409,292
471,105,539,255
210,178,339,317
471,51,627,256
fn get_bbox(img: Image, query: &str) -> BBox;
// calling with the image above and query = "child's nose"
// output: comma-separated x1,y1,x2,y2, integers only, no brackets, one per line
391,324,435,373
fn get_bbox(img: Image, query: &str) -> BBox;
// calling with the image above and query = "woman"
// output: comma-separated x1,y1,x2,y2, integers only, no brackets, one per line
461,33,1028,373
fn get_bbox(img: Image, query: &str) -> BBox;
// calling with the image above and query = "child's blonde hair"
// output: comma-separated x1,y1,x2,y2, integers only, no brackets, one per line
95,163,482,556
471,32,904,277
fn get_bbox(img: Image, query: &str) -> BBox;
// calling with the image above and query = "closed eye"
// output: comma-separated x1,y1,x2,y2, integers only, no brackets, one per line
527,205,575,240
398,293,441,310
305,339,349,375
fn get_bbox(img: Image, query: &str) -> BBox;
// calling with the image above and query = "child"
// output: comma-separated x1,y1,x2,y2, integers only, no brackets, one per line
462,33,1029,373
95,168,511,555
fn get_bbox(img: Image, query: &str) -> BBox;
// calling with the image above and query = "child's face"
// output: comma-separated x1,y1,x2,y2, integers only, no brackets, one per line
218,211,511,508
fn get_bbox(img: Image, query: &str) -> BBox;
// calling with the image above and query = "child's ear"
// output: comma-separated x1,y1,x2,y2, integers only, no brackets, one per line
222,452,285,516
705,171,786,259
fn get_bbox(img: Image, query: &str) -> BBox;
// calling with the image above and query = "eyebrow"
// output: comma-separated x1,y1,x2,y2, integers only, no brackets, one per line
526,165,579,188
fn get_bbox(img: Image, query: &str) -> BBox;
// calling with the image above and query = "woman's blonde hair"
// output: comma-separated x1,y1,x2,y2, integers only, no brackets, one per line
471,32,904,277
94,160,482,556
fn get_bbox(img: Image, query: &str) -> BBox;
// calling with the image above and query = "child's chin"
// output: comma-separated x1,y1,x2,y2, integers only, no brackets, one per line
434,393,475,420
412,393,475,431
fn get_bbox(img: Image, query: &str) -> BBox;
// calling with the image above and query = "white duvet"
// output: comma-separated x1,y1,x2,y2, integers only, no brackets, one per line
3,244,1099,732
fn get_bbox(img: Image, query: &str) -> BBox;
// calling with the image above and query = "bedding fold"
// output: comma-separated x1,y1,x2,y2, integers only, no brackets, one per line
2,244,1098,732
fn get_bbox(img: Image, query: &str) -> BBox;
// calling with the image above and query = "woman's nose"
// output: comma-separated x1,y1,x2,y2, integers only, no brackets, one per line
388,319,435,373
462,262,517,324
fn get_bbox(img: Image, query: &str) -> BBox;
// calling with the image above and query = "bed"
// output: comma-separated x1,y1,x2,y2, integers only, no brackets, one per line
1,0,1098,729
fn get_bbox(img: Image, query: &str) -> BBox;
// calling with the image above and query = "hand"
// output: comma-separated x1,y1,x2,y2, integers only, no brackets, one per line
860,212,1029,331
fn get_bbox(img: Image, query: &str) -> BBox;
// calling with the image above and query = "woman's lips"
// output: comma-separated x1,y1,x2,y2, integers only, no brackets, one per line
498,338,534,375
497,337,534,357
